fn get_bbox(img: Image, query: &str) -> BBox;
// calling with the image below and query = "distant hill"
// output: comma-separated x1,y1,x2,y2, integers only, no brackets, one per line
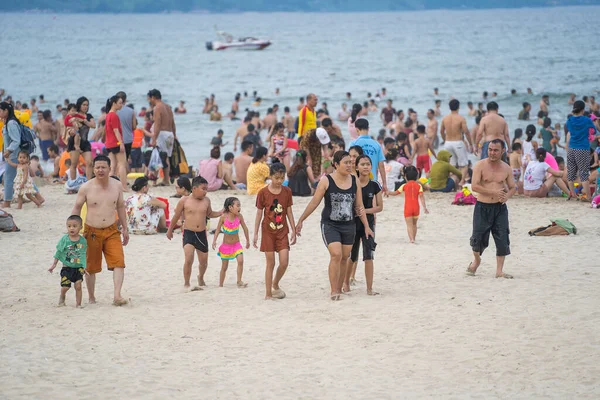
2,0,599,13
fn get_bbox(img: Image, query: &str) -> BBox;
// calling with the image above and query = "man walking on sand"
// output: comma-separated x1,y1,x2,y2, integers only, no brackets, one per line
148,89,176,186
71,155,130,305
475,101,510,160
466,139,516,279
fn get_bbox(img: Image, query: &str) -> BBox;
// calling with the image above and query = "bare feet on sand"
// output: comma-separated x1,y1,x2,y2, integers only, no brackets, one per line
112,298,129,306
495,273,514,279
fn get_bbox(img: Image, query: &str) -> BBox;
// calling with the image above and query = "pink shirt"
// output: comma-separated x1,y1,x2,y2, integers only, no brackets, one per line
198,158,223,192
348,117,359,140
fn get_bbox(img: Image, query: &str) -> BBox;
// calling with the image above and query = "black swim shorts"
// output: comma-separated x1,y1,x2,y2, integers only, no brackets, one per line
320,221,356,246
60,267,85,287
350,220,376,262
470,202,510,257
67,136,92,153
183,229,208,253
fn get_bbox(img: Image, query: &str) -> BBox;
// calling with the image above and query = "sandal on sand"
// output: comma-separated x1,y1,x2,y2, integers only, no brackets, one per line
496,273,514,279
330,293,342,301
237,281,248,288
272,288,286,299
465,262,476,276
350,277,357,286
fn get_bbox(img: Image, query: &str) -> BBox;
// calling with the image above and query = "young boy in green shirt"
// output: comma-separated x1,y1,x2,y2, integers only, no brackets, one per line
49,215,88,307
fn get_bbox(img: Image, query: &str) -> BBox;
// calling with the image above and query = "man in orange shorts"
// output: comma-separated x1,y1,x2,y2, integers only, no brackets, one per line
71,155,129,306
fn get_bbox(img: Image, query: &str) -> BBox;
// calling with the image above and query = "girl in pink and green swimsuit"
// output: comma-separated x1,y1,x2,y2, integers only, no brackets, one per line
212,197,251,288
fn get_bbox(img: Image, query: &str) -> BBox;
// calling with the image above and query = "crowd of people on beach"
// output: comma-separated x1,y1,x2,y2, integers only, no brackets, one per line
1,85,599,305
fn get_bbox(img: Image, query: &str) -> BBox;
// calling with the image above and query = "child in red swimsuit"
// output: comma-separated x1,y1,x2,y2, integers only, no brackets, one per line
388,165,429,243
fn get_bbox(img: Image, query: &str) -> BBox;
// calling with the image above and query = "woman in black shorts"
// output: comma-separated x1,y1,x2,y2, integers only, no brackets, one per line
296,150,373,300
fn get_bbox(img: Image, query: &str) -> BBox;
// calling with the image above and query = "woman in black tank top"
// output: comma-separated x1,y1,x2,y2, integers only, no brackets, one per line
296,150,374,301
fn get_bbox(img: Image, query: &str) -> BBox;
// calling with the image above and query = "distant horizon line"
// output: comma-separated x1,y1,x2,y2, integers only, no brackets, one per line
1,4,597,15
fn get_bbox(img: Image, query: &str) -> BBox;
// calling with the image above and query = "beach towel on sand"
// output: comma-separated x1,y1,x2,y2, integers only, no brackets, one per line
528,218,577,236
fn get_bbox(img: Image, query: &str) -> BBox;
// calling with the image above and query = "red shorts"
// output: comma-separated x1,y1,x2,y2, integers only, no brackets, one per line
404,200,420,218
416,154,431,173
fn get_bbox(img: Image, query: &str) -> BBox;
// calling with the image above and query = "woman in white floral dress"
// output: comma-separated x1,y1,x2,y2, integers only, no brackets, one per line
125,177,167,234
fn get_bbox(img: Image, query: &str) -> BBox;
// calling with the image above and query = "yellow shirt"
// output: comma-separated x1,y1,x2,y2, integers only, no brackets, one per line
246,161,270,195
297,106,316,137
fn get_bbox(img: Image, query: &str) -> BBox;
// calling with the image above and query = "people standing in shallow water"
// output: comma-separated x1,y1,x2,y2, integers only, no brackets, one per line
296,150,373,301
466,139,516,279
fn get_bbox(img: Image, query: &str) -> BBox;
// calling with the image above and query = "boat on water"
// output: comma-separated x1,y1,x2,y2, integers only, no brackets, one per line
206,30,271,51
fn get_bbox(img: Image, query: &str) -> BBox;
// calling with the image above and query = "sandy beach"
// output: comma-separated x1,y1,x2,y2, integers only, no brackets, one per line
0,183,599,399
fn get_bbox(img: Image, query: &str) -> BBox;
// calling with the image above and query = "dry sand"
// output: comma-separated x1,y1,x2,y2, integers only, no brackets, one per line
1,183,599,399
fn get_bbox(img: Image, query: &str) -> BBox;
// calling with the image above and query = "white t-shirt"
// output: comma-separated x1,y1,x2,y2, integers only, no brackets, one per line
523,161,549,191
384,160,403,189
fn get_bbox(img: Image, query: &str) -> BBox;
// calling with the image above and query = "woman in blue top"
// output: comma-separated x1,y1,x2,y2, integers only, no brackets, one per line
566,100,597,201
1,102,23,208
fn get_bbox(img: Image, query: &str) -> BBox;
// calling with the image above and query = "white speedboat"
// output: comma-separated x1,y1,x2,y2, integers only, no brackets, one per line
206,31,271,51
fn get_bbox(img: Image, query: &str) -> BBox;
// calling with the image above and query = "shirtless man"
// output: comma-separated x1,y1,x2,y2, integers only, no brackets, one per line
426,109,439,148
262,108,277,133
466,139,516,279
35,110,58,161
233,141,254,188
167,176,223,289
209,105,222,121
297,97,305,112
233,116,251,152
440,100,473,184
321,118,343,139
55,108,68,150
475,102,510,160
281,107,295,138
540,95,549,113
71,155,129,305
232,93,240,114
148,89,176,186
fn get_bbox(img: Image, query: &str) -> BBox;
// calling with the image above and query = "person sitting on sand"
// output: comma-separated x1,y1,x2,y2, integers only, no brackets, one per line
198,147,231,192
125,177,168,235
167,176,223,290
287,150,316,196
523,148,570,198
429,150,462,192
173,176,191,198
509,142,523,184
246,147,270,195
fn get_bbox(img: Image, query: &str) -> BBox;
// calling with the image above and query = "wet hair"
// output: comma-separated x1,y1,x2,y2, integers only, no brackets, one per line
556,156,565,165
93,154,111,166
332,150,350,168
252,146,268,163
48,144,59,154
449,99,459,111
224,152,234,162
105,95,120,112
467,101,473,106
512,142,522,151
404,165,419,181
241,140,254,152
267,107,273,114
350,103,362,123
321,118,332,128
535,147,547,162
525,124,536,141
348,145,364,156
284,106,290,112
131,177,149,192
217,129,223,135
483,91,489,97
489,138,506,149
355,154,372,169
288,150,307,177
210,146,220,159
355,118,369,131
475,115,482,125
42,109,52,120
522,102,530,109
223,197,239,213
486,101,499,111
299,97,304,102
386,147,399,161
416,125,426,134
537,110,547,119
247,123,255,133
192,176,208,187
269,162,286,176
67,215,83,225
147,89,162,99
76,96,89,113
514,128,523,140
176,176,192,192
543,117,552,129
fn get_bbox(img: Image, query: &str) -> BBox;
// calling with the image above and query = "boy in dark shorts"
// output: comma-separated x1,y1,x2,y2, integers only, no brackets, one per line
48,215,88,307
167,176,223,290
254,163,297,299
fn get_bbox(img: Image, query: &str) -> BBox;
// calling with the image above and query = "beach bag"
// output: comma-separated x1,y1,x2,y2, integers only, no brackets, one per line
19,124,37,154
452,190,477,205
0,210,19,232
149,148,163,172
169,139,189,177
528,218,576,236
